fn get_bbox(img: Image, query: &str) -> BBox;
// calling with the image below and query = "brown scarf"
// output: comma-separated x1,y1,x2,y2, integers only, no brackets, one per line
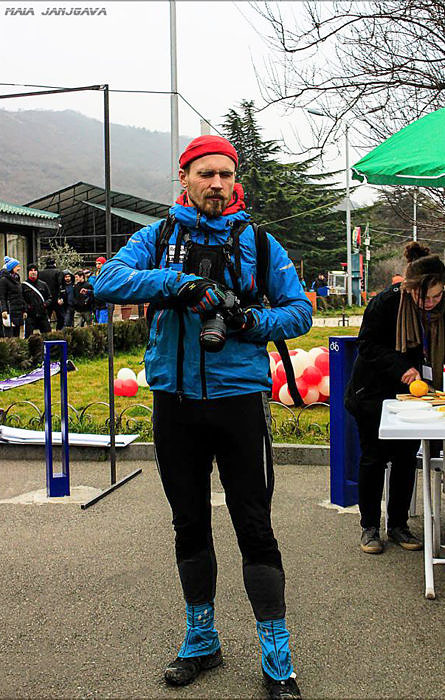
396,290,445,389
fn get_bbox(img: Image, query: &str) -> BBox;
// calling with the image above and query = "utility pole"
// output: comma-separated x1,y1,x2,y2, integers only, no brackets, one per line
345,123,353,306
413,187,418,241
363,223,370,301
170,0,180,201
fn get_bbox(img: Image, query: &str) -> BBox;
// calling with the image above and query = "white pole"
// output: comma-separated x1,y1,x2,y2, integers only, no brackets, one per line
345,124,353,306
170,0,180,202
413,188,418,241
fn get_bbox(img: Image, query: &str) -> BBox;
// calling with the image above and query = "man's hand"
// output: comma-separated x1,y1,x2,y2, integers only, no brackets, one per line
226,306,259,332
57,298,63,306
177,278,224,313
80,288,87,295
401,367,421,385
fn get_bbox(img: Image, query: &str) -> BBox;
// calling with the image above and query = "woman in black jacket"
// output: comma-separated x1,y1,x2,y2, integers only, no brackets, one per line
345,242,445,554
0,256,26,338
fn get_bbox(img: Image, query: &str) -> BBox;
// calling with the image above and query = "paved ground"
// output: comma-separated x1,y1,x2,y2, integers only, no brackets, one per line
0,459,444,699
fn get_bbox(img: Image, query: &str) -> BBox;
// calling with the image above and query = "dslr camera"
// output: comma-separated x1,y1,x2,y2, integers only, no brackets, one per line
199,287,242,353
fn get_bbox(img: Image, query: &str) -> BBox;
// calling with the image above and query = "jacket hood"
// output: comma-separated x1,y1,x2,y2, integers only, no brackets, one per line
169,203,250,237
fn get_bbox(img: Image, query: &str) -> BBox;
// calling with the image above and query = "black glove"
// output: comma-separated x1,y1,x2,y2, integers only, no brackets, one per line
226,306,259,332
177,278,224,313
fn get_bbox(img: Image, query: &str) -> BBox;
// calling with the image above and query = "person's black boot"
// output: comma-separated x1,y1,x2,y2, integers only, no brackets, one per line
263,670,302,699
388,526,423,550
164,648,223,686
360,527,384,554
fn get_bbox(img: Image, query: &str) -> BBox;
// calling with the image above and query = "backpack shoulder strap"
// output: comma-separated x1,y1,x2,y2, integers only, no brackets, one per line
155,215,176,268
253,224,270,301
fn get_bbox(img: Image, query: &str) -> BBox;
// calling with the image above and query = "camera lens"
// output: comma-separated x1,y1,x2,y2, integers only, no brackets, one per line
200,312,227,352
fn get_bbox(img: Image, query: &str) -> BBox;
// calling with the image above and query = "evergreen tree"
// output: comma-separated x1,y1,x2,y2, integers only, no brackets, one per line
222,100,352,284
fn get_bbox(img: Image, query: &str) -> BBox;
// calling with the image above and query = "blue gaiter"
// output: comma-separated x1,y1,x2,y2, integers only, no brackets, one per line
256,618,293,680
178,603,220,658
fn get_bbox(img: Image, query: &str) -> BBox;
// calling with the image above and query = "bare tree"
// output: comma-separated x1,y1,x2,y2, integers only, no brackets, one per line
253,1,445,151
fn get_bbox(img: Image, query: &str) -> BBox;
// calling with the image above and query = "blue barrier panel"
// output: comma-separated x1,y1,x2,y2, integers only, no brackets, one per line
329,336,361,507
44,340,70,497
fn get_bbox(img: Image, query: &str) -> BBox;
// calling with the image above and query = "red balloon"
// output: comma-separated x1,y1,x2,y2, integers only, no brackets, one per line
114,378,125,396
269,351,281,364
302,365,323,386
320,346,329,353
274,361,287,387
296,376,309,399
122,378,139,397
318,393,329,403
314,353,329,376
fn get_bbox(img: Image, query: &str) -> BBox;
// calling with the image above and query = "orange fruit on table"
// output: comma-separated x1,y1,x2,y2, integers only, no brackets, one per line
409,379,429,397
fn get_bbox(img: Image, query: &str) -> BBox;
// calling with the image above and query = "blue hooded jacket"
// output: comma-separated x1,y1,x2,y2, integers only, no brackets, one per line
94,203,312,399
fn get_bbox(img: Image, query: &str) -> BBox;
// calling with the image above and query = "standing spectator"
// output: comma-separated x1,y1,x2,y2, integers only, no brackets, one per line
73,270,94,327
0,256,26,337
57,270,75,328
22,263,52,337
90,256,108,324
39,257,64,329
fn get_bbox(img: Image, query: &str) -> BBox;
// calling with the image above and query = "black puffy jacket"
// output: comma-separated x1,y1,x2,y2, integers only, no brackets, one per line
22,277,51,318
39,265,63,298
0,270,26,316
345,284,424,417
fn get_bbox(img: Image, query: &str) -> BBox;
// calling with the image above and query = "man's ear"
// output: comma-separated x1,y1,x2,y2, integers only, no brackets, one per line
178,168,188,189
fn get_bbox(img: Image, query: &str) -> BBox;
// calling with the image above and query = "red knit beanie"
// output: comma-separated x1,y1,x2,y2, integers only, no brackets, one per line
96,256,106,264
179,135,238,169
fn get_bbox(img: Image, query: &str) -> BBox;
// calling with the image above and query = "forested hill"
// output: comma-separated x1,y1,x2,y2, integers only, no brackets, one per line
0,108,189,205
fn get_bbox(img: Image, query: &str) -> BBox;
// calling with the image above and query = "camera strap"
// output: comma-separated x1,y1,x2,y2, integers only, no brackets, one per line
253,224,303,407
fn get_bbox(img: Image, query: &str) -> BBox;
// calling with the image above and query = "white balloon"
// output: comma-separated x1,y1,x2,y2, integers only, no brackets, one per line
278,383,294,406
308,347,325,362
117,367,137,381
137,369,149,387
303,387,320,405
318,376,330,397
291,350,312,378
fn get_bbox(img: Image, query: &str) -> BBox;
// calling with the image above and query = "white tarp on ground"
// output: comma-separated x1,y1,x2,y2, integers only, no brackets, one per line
0,426,138,447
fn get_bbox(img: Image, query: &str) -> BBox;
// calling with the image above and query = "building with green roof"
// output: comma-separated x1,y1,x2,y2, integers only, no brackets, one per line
0,199,60,272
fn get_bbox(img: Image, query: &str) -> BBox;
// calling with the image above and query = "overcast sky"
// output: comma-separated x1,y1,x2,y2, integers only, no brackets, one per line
0,0,375,203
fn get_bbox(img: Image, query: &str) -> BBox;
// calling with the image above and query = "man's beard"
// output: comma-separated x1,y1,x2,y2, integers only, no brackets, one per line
202,197,226,217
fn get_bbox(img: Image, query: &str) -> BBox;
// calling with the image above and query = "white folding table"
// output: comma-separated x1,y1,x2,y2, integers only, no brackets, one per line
379,400,445,599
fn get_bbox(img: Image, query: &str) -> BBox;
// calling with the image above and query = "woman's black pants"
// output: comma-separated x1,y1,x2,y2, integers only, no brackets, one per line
152,391,285,622
355,411,419,529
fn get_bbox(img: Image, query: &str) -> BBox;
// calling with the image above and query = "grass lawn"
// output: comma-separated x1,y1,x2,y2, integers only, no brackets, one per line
0,326,359,444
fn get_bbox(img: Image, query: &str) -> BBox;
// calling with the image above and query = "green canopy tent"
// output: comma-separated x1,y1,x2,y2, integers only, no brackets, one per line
352,108,445,187
351,108,445,248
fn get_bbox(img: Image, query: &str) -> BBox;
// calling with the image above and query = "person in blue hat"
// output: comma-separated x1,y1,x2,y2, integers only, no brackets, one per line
0,256,26,337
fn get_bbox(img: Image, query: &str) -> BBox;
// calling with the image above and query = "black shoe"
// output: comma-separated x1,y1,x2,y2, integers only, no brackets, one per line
360,527,384,554
164,648,223,686
263,671,302,699
388,526,423,550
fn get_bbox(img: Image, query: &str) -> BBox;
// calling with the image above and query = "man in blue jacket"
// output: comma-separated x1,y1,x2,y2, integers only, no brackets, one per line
94,135,312,699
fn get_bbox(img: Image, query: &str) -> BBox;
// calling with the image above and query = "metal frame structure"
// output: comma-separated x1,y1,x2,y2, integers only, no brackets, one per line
44,340,70,497
0,84,142,506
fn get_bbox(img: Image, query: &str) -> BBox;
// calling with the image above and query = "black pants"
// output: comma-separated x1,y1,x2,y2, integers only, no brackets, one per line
355,411,419,529
25,313,51,338
153,391,285,622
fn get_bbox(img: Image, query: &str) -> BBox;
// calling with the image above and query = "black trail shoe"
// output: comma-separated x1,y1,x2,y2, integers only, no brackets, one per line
164,648,223,686
263,671,302,699
388,526,423,550
360,527,384,554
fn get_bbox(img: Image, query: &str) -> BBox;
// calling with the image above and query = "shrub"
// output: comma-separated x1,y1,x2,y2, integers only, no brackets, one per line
0,318,148,372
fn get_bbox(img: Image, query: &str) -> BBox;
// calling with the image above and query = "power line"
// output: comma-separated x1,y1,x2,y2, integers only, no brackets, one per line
0,82,223,136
